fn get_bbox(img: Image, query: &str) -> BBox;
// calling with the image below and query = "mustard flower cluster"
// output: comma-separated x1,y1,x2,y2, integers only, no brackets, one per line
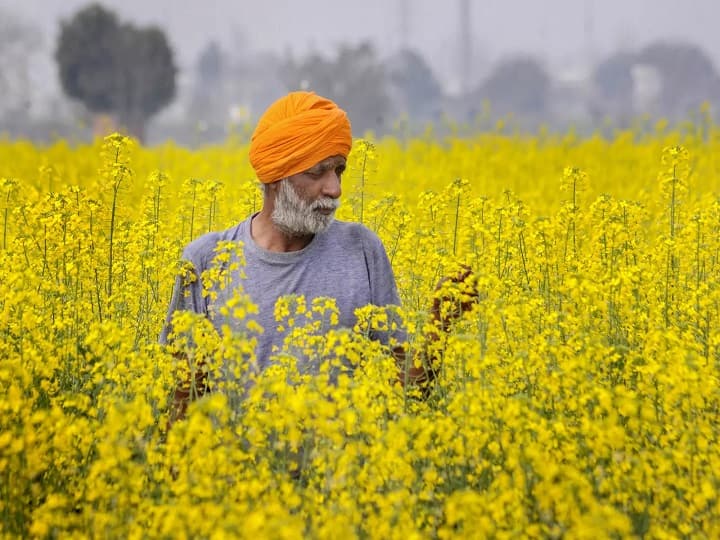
1,127,720,538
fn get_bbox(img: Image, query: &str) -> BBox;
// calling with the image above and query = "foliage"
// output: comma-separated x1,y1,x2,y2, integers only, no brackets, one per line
592,41,720,122
55,5,124,114
637,41,720,116
55,3,177,141
2,126,720,537
386,48,444,117
593,51,635,104
478,55,551,116
282,42,390,135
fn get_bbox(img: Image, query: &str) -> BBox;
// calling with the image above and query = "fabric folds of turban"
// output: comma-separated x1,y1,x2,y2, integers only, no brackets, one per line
249,91,352,184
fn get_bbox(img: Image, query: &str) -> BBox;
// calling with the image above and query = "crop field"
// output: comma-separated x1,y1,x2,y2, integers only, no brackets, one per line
2,124,720,538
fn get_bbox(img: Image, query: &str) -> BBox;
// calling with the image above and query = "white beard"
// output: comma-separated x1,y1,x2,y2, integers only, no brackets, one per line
271,180,339,237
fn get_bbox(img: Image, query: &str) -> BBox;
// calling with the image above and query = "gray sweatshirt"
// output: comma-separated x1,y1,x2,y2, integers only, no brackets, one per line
160,215,403,375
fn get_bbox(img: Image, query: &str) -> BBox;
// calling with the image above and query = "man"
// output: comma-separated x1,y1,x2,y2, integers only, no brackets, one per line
162,91,472,423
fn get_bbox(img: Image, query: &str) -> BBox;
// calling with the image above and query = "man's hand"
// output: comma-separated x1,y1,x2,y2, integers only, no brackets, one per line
166,355,208,431
430,265,479,333
395,266,479,394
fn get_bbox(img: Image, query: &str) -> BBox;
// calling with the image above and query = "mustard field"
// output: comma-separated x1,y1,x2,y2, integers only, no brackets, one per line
2,125,720,538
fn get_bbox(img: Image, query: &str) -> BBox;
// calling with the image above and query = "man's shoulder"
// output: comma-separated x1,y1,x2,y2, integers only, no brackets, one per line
181,220,246,269
327,220,383,249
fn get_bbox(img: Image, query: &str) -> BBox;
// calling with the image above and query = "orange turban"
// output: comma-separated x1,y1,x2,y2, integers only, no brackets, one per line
249,91,352,184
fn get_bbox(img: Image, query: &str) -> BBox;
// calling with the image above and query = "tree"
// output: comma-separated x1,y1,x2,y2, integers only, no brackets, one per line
55,3,177,141
283,42,390,135
478,55,550,117
197,41,224,84
594,52,635,103
118,25,177,140
591,51,636,121
637,41,720,118
385,48,443,118
188,40,228,125
55,5,123,114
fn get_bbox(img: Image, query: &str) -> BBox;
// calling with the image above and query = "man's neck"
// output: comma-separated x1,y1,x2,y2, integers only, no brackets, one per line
250,210,313,252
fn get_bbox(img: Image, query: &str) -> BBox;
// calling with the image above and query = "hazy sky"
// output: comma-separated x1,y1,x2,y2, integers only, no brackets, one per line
2,0,719,100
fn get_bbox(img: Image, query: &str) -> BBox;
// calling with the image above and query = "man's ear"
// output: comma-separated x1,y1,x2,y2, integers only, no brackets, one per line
268,178,285,192
263,179,286,207
263,180,278,197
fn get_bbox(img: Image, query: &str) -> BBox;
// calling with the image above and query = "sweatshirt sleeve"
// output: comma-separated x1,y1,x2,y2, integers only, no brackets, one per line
362,228,401,307
158,243,210,345
362,227,406,346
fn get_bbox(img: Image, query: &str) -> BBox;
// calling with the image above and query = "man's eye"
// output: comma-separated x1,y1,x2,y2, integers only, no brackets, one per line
336,167,345,177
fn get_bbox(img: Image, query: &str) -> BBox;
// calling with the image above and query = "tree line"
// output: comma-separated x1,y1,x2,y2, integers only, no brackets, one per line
2,3,719,142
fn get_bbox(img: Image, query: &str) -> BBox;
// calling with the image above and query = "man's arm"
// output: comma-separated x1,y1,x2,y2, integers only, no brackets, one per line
161,256,209,430
167,354,208,428
360,228,477,394
394,266,478,392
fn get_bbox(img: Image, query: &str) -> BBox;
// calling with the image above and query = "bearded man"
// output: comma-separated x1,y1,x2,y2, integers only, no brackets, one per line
161,91,473,423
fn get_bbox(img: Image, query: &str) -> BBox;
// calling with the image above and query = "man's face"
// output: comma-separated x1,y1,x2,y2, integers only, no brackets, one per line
271,155,346,237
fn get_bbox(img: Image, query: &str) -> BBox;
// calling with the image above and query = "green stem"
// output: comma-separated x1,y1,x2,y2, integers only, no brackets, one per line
670,165,677,240
2,188,10,250
189,182,197,242
572,178,577,257
359,148,367,224
665,165,678,327
664,245,671,327
518,230,530,288
107,148,122,298
452,191,461,256
108,184,119,298
495,212,503,278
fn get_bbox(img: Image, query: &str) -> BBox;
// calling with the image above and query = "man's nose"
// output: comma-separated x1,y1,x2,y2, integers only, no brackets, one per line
321,170,342,199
